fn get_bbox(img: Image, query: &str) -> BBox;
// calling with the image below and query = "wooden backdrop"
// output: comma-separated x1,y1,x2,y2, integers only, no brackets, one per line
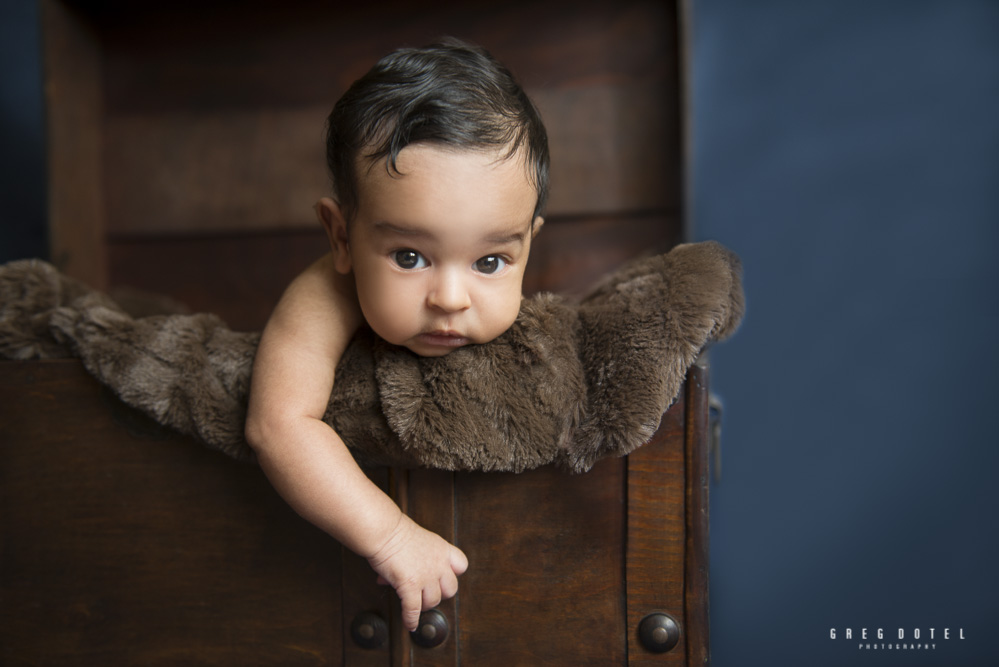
44,0,685,330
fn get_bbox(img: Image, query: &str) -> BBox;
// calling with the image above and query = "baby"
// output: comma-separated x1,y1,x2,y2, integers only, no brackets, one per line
244,39,549,632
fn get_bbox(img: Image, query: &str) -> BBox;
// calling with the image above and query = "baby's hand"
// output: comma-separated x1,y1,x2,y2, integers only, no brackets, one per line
367,513,468,632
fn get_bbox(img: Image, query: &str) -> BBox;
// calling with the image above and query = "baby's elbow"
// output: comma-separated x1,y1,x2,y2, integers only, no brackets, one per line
244,409,280,456
243,414,265,453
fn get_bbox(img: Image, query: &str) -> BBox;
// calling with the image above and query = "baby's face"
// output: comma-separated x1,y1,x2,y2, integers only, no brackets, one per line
346,144,541,357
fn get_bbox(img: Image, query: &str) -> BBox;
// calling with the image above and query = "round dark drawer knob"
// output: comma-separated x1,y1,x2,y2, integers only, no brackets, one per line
638,612,681,653
351,611,388,649
411,609,449,648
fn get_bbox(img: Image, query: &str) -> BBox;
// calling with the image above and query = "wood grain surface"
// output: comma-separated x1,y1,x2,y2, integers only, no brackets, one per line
0,360,343,665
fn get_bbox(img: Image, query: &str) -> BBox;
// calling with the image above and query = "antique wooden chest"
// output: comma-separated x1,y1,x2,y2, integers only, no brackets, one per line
2,0,710,663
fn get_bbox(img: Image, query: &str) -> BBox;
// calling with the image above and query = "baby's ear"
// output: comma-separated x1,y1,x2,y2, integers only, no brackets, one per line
315,197,352,274
531,216,545,238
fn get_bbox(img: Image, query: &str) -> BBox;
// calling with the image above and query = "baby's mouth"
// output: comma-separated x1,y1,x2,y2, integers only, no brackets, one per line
417,330,470,348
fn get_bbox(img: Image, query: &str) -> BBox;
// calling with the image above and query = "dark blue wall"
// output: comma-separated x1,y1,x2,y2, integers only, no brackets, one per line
691,1,999,665
0,0,46,262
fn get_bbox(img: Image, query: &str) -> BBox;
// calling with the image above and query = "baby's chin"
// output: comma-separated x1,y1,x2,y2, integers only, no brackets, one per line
401,334,473,357
409,346,457,358
402,330,505,357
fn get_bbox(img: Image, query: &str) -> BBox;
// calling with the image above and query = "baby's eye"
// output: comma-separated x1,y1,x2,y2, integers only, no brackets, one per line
474,255,507,274
393,249,428,270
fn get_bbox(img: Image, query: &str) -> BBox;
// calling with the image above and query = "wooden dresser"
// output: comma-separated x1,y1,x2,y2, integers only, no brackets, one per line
2,0,710,663
1,357,710,665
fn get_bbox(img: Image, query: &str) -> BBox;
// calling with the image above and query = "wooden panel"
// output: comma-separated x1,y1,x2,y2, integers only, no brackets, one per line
403,468,459,667
101,81,678,234
42,0,107,288
0,360,343,666
523,213,681,298
94,0,675,112
626,392,688,665
533,81,679,217
454,460,627,666
103,107,330,234
88,0,678,233
0,354,708,666
106,229,329,332
683,359,711,665
47,0,684,327
342,467,396,667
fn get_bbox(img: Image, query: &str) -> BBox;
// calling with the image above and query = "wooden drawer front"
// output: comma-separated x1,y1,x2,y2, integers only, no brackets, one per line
343,363,710,666
1,359,708,665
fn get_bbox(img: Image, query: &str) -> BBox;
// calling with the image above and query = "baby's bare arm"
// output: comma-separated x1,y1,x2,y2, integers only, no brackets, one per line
245,254,467,631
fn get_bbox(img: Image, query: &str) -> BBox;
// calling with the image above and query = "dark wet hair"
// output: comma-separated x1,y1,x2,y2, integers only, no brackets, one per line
325,38,549,223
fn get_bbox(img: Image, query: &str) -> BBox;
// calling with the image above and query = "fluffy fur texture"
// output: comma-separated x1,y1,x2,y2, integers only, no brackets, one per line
0,241,743,472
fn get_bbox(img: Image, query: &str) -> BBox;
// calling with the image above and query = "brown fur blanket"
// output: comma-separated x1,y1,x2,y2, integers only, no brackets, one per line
0,241,743,473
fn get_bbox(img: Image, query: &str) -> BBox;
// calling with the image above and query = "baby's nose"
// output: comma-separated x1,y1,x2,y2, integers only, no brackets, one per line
427,269,471,313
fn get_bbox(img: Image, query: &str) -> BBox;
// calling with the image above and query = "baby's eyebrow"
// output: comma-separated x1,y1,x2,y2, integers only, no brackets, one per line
372,220,431,238
374,220,528,246
485,229,527,246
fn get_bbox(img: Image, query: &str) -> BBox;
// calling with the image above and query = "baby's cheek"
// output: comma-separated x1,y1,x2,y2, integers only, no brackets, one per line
357,298,406,345
486,289,523,338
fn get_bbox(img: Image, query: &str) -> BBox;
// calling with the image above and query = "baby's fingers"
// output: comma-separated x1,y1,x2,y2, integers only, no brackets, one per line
450,545,468,575
422,584,443,612
439,570,459,601
398,585,424,632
